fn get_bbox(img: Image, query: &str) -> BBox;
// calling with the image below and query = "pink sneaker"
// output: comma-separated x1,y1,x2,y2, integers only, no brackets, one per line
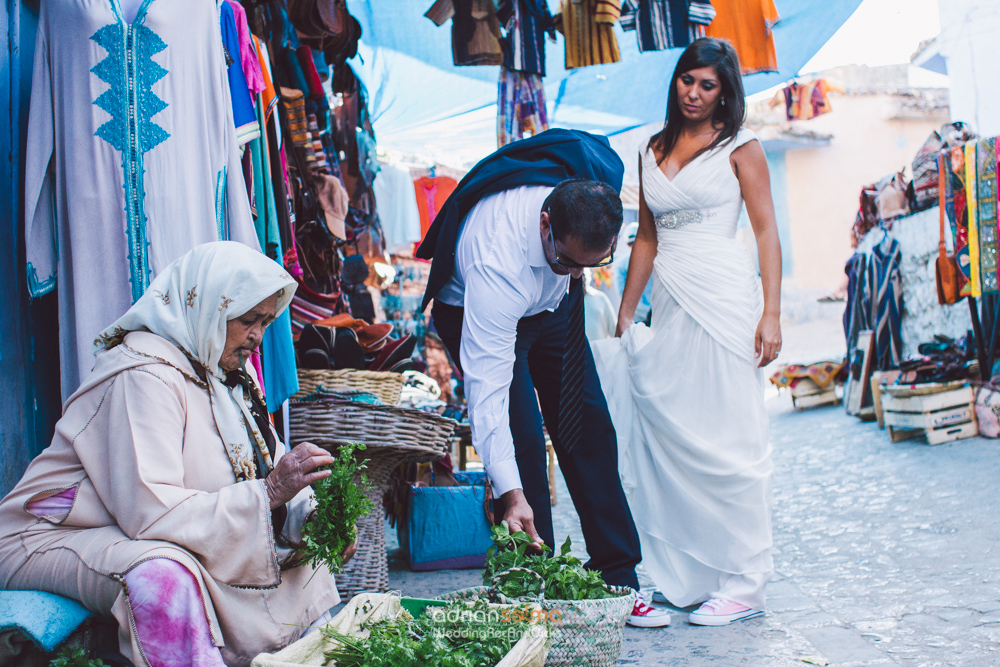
688,598,763,626
626,597,671,628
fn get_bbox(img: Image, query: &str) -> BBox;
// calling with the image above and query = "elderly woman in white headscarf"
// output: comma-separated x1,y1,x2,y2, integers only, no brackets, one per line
0,242,348,667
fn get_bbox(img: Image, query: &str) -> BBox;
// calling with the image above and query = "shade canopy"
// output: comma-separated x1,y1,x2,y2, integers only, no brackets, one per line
345,0,864,163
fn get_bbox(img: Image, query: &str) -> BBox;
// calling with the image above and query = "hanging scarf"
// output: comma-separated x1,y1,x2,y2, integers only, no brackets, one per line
94,241,296,482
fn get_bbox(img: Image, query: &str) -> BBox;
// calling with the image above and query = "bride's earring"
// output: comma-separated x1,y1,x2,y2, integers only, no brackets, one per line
721,98,726,106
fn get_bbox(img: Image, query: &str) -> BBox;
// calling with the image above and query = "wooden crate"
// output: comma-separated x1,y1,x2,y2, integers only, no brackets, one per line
882,386,979,445
791,378,839,410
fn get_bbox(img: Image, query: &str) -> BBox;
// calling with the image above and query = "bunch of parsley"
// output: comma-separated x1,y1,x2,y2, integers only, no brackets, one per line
483,521,615,601
322,598,530,667
49,647,106,667
300,442,375,575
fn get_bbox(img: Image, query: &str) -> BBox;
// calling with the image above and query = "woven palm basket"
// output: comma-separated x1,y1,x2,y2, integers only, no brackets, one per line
293,369,405,404
438,585,636,667
288,399,456,598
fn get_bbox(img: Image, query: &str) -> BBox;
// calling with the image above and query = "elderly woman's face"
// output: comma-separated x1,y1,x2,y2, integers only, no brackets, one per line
220,293,280,372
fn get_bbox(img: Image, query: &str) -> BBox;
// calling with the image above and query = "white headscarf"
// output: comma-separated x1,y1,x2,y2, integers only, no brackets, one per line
94,241,296,481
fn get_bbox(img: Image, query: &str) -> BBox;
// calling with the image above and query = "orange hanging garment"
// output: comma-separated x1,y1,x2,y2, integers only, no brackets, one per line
705,0,779,75
414,176,459,255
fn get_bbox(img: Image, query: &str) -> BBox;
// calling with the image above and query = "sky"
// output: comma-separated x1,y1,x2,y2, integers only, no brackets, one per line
800,0,941,73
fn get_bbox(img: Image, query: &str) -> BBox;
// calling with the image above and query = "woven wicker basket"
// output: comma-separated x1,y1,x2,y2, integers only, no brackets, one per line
438,585,636,667
293,369,405,404
289,399,456,598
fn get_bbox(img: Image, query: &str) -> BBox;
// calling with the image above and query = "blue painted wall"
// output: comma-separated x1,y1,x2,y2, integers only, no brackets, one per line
1,0,60,497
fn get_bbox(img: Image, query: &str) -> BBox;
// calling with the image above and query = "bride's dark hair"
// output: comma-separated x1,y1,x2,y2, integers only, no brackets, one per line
648,38,746,165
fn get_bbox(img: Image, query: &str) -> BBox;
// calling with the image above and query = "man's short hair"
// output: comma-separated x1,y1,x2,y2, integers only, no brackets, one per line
542,179,624,253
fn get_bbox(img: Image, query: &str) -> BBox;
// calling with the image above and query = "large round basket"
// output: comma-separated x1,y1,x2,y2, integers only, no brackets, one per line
293,369,405,404
437,586,636,667
289,399,456,598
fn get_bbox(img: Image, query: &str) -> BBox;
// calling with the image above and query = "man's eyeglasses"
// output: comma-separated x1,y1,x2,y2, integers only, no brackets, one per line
548,232,616,269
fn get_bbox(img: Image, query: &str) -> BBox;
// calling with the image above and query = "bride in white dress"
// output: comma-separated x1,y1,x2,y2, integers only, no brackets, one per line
594,38,782,626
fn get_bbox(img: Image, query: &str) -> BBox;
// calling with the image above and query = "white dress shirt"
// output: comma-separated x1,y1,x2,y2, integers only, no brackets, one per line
437,185,568,496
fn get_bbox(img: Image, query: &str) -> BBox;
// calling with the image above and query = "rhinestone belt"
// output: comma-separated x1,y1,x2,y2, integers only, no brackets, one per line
655,209,707,229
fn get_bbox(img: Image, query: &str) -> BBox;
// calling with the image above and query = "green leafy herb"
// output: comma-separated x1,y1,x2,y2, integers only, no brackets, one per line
322,598,532,667
301,442,376,575
49,647,107,667
483,521,615,601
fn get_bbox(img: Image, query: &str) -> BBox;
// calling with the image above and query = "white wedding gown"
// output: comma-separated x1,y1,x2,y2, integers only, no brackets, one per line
593,129,774,610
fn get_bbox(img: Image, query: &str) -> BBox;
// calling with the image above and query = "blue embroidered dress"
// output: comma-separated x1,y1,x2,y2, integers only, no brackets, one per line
25,0,260,399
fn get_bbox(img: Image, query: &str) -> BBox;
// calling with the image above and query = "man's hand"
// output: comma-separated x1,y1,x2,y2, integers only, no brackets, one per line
264,442,334,510
501,488,544,551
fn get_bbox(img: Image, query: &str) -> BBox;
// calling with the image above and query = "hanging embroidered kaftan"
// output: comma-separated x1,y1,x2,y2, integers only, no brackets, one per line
25,0,259,400
976,138,999,294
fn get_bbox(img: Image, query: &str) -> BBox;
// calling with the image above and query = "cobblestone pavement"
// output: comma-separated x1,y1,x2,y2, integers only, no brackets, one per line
386,392,1000,666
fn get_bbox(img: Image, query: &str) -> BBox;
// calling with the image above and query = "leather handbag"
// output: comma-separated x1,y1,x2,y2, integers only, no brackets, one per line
936,153,962,305
875,170,910,221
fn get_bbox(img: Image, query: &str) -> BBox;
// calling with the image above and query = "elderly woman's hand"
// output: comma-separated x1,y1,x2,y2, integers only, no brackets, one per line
263,443,334,510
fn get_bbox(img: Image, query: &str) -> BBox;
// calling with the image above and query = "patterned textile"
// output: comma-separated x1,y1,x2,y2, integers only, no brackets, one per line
281,88,317,167
843,252,868,356
125,559,227,667
497,67,549,147
768,79,843,121
496,0,555,76
705,0,779,75
426,0,505,66
307,115,330,172
966,142,982,297
619,0,691,52
555,0,621,69
865,238,903,371
977,138,999,294
688,1,716,25
769,361,845,389
945,144,973,297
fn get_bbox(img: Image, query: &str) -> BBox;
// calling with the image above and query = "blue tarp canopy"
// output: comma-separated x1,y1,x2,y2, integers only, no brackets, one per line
345,0,863,162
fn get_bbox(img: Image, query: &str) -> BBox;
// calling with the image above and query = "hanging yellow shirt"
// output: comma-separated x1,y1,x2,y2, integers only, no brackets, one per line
555,0,622,70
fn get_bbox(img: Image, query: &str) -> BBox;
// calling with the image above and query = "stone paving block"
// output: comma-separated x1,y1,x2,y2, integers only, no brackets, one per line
797,625,887,664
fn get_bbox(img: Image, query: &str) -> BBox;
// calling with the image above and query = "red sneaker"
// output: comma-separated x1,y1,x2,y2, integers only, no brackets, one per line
626,597,671,628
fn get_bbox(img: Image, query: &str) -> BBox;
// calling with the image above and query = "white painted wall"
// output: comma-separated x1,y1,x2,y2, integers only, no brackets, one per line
936,0,1000,135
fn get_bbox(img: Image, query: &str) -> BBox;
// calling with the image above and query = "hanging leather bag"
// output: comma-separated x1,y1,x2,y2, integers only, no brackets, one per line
936,153,961,305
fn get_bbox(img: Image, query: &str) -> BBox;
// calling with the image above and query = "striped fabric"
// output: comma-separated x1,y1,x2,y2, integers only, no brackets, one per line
966,141,981,297
280,87,317,168
556,0,621,69
497,67,549,147
688,1,716,24
977,138,999,294
865,238,902,371
620,0,691,51
496,0,554,77
290,295,336,335
307,114,330,173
